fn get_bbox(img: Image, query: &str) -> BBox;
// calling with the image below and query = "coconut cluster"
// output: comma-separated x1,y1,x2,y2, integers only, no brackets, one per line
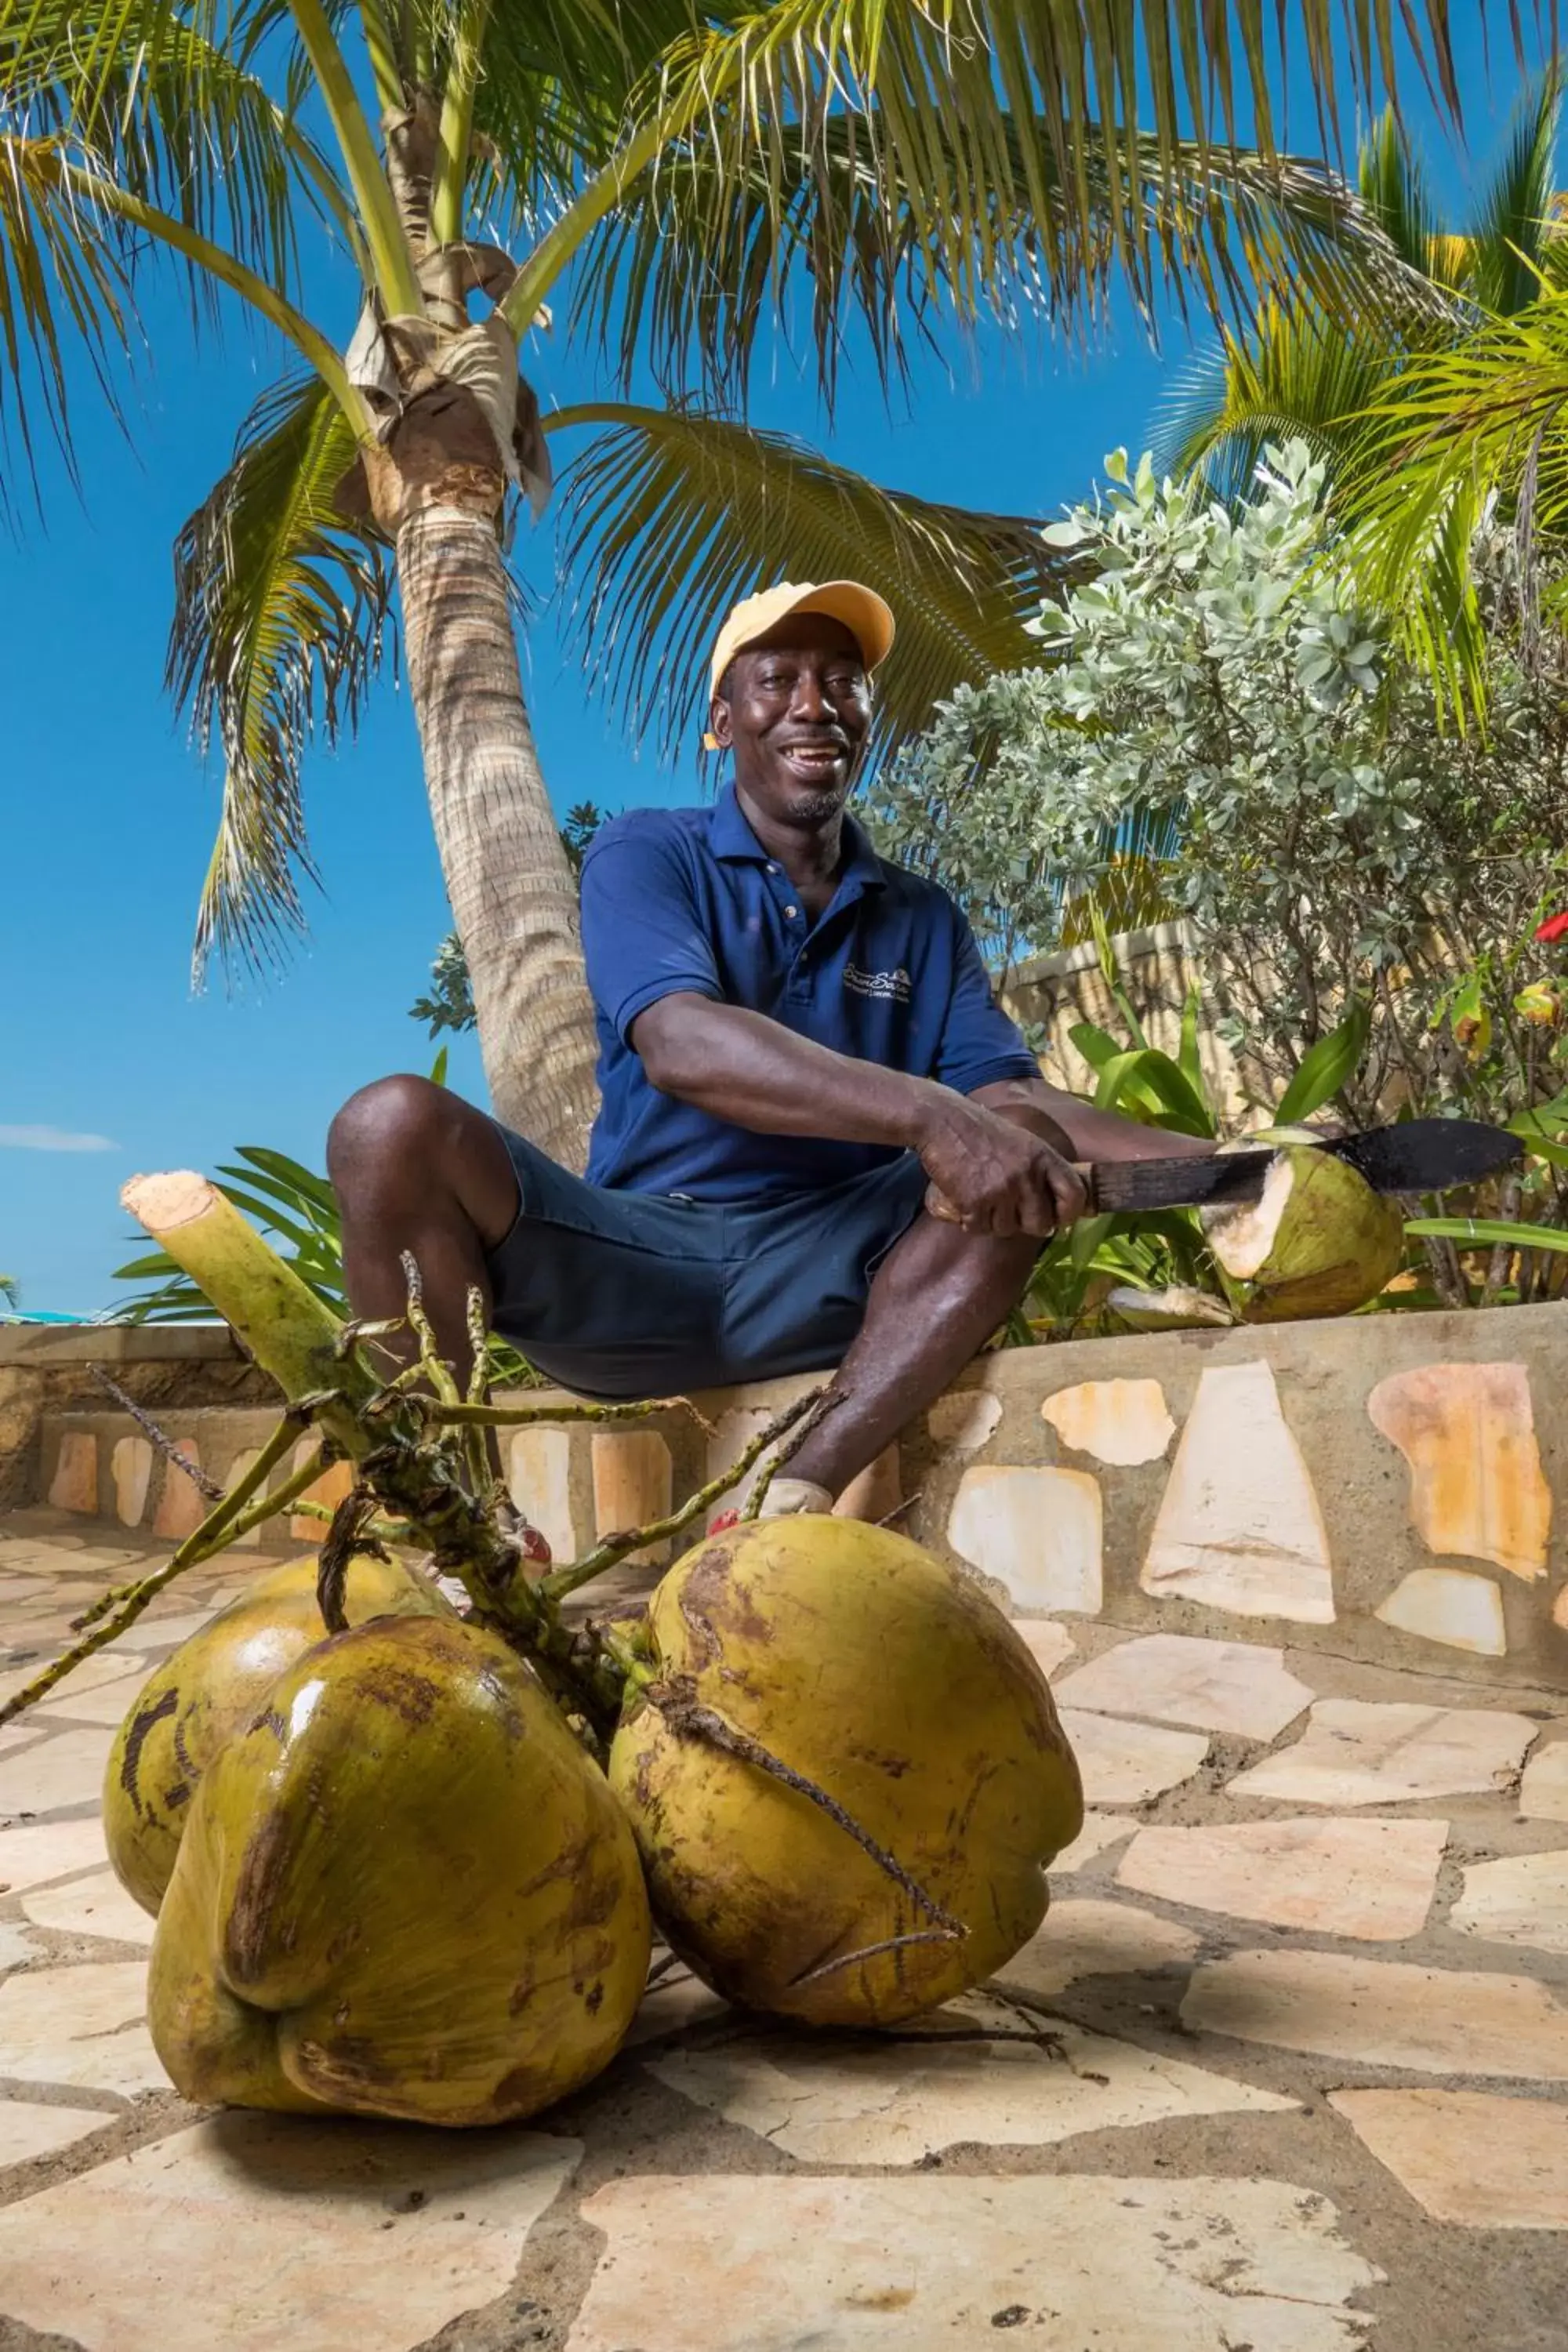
105,1518,1083,2125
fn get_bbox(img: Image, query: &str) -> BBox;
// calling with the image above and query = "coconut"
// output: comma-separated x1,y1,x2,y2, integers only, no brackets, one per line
149,1612,651,2125
1200,1133,1403,1323
608,1516,1083,2028
104,1553,451,1917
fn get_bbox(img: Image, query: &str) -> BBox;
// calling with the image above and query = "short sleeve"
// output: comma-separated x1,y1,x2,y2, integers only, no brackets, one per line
932,906,1040,1094
579,824,725,1044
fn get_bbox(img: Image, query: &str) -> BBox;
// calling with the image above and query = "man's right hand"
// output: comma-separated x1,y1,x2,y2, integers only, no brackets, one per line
912,1092,1088,1238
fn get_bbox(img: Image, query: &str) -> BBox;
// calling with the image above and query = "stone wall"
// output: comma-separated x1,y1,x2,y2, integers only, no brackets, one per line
16,1303,1567,1693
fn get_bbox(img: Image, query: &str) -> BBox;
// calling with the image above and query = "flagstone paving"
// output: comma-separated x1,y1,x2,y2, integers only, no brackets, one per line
2,1510,1568,2350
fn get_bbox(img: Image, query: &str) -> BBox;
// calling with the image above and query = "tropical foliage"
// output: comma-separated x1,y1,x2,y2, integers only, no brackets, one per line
872,442,1568,1308
1159,78,1568,501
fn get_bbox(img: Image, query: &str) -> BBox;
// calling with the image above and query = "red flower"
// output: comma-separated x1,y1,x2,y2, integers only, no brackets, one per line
1537,909,1568,946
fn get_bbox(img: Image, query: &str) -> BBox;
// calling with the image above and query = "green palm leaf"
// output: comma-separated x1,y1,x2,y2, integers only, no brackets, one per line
549,399,1072,764
0,132,133,511
167,372,392,976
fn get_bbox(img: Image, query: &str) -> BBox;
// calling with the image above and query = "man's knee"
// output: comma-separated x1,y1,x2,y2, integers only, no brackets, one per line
328,1075,456,1200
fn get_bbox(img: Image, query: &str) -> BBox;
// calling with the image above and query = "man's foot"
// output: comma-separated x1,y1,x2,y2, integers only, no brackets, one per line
709,1476,834,1534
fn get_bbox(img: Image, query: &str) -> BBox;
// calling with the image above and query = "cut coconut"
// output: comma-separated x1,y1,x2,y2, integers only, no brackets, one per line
1201,1140,1403,1323
1106,1284,1236,1332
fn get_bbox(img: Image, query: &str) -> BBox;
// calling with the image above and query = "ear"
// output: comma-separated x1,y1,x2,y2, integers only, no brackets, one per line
706,691,735,754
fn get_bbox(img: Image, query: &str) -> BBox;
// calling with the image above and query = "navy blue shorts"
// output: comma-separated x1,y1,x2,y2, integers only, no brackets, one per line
484,1124,929,1399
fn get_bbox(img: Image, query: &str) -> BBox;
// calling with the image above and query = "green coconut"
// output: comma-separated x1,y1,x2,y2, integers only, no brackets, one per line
608,1516,1083,2029
1201,1132,1403,1323
104,1553,451,1916
150,1613,651,2125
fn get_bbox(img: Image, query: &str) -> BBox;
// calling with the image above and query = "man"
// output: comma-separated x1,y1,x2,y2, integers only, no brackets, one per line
328,579,1203,1518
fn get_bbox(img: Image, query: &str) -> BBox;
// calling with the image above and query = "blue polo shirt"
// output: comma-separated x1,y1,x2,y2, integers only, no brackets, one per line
579,784,1038,1200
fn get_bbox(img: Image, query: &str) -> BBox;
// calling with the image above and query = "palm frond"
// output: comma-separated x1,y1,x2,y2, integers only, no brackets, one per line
1465,66,1566,315
1154,303,1399,500
616,0,1475,373
168,372,393,978
549,398,1075,766
1356,107,1440,273
0,132,134,512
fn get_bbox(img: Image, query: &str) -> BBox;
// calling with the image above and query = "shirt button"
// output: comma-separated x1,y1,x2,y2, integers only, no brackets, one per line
766,862,779,873
784,905,799,919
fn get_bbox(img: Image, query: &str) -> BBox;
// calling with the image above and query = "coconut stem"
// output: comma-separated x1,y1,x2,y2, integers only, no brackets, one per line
648,1681,967,1939
788,1926,964,1990
88,1366,226,1501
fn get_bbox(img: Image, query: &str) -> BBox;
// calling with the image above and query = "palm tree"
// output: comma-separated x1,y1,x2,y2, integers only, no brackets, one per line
2,0,1473,1160
1160,77,1568,500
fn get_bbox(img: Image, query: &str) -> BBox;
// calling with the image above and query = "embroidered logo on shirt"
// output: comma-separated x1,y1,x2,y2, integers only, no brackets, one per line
843,963,912,1004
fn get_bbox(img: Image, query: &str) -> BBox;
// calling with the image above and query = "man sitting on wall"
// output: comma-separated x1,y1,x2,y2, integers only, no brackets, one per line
328,580,1204,1518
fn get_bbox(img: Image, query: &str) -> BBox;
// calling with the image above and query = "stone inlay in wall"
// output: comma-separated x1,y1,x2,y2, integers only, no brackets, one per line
153,1438,209,1542
508,1425,576,1563
47,1431,97,1515
1367,1359,1552,1581
1450,1849,1568,1957
566,2175,1377,2352
1116,1816,1446,1941
1052,1632,1312,1741
1374,1566,1507,1657
1140,1361,1334,1624
110,1436,153,1528
946,1464,1102,1614
1041,1376,1175,1466
927,1388,1003,1451
222,1448,264,1545
591,1431,673,1565
1330,2089,1568,2230
287,1443,353,1543
834,1444,901,1523
1226,1699,1537,1808
1182,1948,1568,2078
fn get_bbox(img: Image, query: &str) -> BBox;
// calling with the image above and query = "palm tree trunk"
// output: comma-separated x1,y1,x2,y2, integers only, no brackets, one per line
396,500,600,1168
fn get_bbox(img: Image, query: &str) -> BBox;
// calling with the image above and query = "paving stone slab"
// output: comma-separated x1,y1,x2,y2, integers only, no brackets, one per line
567,2173,1379,2352
1227,1700,1537,1808
1057,1709,1209,1805
1052,1813,1138,1873
1011,1617,1076,1679
1054,1632,1314,1742
1330,2089,1568,2228
0,1813,108,1893
1116,1816,1447,1942
0,1958,167,2093
992,1897,1201,1998
1520,1740,1568,1824
34,1664,151,1729
0,2098,113,2169
1182,1948,1568,2078
0,1723,116,1817
1450,1849,1568,1957
0,2112,583,2352
647,2019,1293,2163
22,1866,155,1947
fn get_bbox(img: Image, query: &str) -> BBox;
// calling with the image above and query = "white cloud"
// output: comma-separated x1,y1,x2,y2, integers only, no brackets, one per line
0,1124,122,1154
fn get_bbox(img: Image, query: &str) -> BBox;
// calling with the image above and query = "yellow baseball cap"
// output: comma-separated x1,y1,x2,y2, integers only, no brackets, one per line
703,579,896,745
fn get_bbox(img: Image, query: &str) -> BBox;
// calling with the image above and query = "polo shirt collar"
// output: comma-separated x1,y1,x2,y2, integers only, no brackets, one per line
709,781,886,891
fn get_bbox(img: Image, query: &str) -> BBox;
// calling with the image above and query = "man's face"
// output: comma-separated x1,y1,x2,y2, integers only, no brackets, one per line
708,613,873,826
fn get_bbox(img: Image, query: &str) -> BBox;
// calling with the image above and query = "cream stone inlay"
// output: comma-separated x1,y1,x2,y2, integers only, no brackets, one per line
1118,1816,1446,1941
927,1389,1003,1451
0,1958,168,2093
0,1815,109,1893
1141,1361,1334,1623
47,1431,97,1515
22,1865,156,1947
1053,1632,1313,1741
1520,1740,1568,1824
1011,1617,1076,1679
1330,2089,1568,2229
0,2100,112,2169
508,1425,577,1564
1367,1359,1552,1581
0,1723,117,1817
1051,1812,1139,1874
0,2114,583,2352
1042,1377,1175,1466
111,1435,153,1528
1451,1849,1568,1957
1183,1948,1568,2078
1374,1566,1507,1657
1227,1699,1537,1808
833,1445,901,1523
568,2175,1377,2352
591,1430,673,1565
947,1465,1102,1615
648,2019,1293,2165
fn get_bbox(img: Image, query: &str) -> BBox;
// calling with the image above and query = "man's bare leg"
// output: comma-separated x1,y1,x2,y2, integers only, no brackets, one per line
327,1076,521,1381
781,1210,1039,1500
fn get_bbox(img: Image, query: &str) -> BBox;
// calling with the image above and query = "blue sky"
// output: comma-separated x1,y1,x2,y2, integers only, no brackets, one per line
1,9,1553,1312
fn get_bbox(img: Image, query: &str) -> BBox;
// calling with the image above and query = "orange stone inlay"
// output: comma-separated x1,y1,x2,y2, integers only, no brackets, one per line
151,1439,207,1541
1367,1361,1552,1582
45,1432,97,1516
288,1454,354,1542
